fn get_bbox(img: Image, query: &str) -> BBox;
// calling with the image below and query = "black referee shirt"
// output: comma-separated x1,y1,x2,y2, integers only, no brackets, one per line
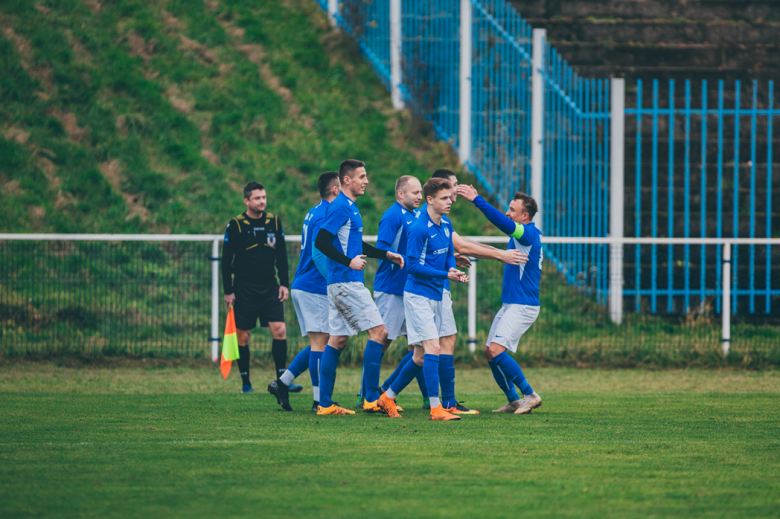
221,211,289,294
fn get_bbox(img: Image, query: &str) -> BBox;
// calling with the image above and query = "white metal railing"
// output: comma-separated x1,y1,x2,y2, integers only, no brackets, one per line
3,234,779,359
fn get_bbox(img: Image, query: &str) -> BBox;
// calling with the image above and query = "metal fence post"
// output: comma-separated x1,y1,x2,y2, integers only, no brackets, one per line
722,242,731,355
390,0,403,109
211,238,220,362
531,28,546,230
327,0,338,26
609,78,625,324
458,0,472,164
467,259,478,353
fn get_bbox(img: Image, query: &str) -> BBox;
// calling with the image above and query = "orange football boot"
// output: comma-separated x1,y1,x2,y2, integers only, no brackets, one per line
378,392,402,418
429,405,461,421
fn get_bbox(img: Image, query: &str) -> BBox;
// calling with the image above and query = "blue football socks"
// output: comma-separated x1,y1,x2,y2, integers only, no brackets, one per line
279,346,309,386
387,356,423,398
423,354,441,408
309,349,323,402
439,354,456,408
488,358,520,401
382,350,413,391
493,352,533,396
416,368,428,399
362,340,384,402
319,345,342,408
287,346,310,378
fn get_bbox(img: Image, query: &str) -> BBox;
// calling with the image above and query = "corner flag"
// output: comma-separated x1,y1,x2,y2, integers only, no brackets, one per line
221,307,240,379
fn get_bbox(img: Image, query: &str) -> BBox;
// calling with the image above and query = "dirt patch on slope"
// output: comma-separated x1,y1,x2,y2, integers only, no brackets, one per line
48,107,90,144
178,34,219,64
99,160,150,221
2,26,56,94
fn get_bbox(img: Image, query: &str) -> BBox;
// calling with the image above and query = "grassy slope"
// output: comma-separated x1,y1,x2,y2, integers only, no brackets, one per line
1,365,779,518
0,0,495,235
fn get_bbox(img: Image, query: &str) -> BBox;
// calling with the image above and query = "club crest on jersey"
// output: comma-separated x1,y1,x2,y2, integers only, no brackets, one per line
444,227,450,238
267,233,276,247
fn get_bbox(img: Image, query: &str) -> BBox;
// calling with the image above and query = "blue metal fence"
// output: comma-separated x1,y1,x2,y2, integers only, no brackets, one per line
541,44,611,304
315,0,778,316
625,80,777,314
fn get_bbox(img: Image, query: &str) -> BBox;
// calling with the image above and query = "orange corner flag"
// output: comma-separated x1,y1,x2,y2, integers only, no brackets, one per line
220,307,240,379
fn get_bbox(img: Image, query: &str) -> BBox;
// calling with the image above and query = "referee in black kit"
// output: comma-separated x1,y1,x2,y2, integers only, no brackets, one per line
222,182,301,394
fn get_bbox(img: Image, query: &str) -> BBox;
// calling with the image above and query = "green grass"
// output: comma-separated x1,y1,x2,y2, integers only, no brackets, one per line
1,363,779,518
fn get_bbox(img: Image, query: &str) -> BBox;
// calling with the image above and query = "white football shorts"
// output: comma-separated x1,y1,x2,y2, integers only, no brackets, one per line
327,282,384,337
374,291,406,341
485,303,540,353
291,289,330,336
403,291,444,346
439,289,457,337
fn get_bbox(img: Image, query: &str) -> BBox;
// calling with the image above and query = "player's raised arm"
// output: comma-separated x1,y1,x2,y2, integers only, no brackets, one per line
456,184,525,239
452,232,527,266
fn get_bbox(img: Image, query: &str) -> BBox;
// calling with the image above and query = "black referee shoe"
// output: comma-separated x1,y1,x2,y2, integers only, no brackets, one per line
267,380,292,411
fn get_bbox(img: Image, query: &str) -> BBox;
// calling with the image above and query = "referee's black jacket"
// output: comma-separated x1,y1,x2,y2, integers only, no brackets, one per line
221,211,289,294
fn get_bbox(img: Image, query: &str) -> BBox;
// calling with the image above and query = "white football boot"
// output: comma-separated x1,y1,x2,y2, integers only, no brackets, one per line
513,392,542,415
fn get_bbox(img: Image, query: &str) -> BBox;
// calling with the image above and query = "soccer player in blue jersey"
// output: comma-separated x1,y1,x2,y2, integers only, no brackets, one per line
355,175,426,410
314,159,405,416
457,184,543,415
268,172,340,412
414,169,527,415
378,178,469,421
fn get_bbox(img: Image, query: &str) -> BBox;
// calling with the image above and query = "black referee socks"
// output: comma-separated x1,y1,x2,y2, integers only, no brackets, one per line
272,339,288,377
238,345,251,386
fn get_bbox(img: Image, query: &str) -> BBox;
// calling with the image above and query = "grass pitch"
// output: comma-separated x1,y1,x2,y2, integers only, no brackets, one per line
1,363,779,518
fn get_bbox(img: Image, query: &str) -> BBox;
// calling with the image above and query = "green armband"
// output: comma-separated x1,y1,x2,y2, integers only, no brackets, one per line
510,223,525,240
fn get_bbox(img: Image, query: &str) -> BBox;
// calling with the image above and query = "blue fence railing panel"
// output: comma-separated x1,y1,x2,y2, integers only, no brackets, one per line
625,79,777,314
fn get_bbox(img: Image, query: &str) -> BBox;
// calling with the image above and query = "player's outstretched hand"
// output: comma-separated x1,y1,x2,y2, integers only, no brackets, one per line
447,268,469,283
387,251,405,269
349,255,367,271
455,253,472,269
500,249,528,265
278,286,289,302
455,184,479,202
224,293,236,310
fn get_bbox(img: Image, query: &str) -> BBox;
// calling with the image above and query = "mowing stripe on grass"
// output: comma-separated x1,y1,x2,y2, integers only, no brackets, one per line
2,438,779,448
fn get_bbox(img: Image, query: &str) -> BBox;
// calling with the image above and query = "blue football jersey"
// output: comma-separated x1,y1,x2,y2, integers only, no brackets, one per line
470,195,543,306
404,209,455,301
291,200,330,295
321,192,365,285
419,203,454,292
373,202,421,295
501,222,542,306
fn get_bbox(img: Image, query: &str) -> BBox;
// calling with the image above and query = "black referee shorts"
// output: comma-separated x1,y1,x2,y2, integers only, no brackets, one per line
233,282,285,331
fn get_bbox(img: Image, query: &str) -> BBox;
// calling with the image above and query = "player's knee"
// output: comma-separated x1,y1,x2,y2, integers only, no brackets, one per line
329,336,349,350
483,348,494,361
370,325,388,343
237,329,251,345
412,348,425,365
270,322,286,340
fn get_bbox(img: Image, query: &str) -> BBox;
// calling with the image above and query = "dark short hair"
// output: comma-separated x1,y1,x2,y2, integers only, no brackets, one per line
431,169,456,181
338,159,366,182
243,181,265,199
317,171,340,198
423,178,451,200
513,192,538,219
